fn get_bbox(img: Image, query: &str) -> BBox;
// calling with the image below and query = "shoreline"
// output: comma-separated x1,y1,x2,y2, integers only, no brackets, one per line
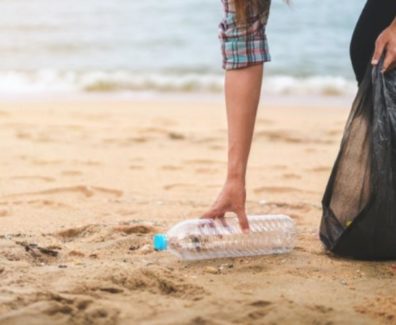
0,91,354,109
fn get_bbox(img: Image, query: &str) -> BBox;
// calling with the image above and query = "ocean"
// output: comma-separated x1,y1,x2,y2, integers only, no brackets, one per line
0,0,366,97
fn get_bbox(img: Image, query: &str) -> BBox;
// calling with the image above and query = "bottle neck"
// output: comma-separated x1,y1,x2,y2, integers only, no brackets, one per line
153,233,168,251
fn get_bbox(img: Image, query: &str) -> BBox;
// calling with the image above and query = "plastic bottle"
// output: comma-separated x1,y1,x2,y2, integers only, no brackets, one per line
153,214,296,260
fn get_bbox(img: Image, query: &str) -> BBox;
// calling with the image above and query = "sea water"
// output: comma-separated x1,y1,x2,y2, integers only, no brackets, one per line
0,0,365,97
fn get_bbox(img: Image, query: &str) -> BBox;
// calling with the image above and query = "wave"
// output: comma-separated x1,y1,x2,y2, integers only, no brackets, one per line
0,70,357,97
263,75,357,96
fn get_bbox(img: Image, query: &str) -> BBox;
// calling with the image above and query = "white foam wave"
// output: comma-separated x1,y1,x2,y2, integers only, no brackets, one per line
263,75,357,96
0,70,357,97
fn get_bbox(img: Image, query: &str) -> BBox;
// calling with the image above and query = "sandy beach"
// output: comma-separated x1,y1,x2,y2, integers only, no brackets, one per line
0,96,395,325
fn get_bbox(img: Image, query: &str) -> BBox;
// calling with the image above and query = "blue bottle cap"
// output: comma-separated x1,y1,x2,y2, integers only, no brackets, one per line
153,234,168,251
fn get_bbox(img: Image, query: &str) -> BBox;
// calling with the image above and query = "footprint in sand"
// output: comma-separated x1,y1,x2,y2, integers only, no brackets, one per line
282,173,301,179
256,118,274,125
131,157,144,162
238,264,269,274
0,292,120,324
0,198,71,209
26,199,71,208
255,130,304,143
61,124,85,131
10,175,55,183
167,131,185,140
15,130,70,144
184,159,225,165
116,208,137,216
355,296,396,323
305,147,317,153
150,117,178,126
308,166,331,173
73,160,102,166
61,170,83,176
112,224,156,235
136,127,186,141
161,165,182,171
192,137,220,144
3,185,123,199
79,113,109,121
256,130,334,145
263,201,314,213
129,165,144,170
15,131,32,140
103,137,148,145
247,300,273,320
105,267,205,299
194,168,218,174
271,164,288,170
189,317,211,324
254,186,314,195
249,300,272,308
164,183,197,191
209,145,224,150
138,126,169,134
129,136,148,143
247,299,336,323
56,221,154,242
31,159,64,166
56,224,102,240
326,129,342,137
308,304,334,314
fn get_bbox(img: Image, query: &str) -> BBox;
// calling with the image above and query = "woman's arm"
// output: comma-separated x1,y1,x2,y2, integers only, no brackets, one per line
372,17,396,72
202,63,263,232
202,0,270,231
226,64,263,183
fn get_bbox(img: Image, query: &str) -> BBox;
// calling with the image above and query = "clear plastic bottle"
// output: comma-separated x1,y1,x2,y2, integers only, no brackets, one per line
153,214,296,260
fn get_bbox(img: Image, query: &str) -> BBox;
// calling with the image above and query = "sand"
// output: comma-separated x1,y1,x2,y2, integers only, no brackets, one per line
0,96,395,325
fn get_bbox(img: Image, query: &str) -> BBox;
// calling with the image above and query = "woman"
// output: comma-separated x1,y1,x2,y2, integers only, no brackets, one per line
202,0,396,231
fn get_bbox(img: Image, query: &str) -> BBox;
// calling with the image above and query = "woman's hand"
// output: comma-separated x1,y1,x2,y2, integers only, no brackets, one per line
372,18,396,72
201,177,250,233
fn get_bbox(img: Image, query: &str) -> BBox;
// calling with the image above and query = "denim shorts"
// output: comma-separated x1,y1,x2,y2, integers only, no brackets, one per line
218,0,271,70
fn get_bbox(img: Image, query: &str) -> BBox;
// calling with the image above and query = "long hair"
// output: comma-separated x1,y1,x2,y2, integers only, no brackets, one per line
233,0,257,25
234,0,288,25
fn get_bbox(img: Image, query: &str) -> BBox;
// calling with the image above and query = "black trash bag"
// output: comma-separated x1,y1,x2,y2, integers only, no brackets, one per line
320,56,396,260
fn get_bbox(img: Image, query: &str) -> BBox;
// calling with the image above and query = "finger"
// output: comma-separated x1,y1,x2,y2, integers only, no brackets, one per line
212,220,224,239
208,214,226,238
198,216,211,232
199,211,217,233
387,61,396,72
200,210,219,232
202,219,223,240
198,218,212,236
236,209,250,233
199,215,216,232
214,215,228,237
200,211,215,219
219,215,228,228
372,36,387,65
382,50,396,73
201,206,223,219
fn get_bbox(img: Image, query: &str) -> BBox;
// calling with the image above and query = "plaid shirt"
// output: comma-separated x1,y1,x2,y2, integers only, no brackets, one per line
218,0,271,70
